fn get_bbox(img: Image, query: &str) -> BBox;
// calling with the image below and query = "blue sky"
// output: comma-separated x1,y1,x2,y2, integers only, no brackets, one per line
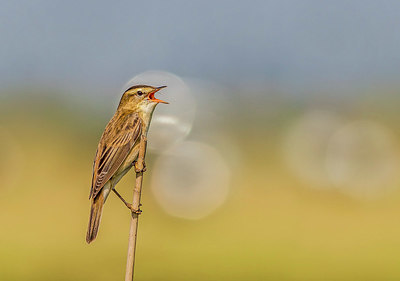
1,0,400,91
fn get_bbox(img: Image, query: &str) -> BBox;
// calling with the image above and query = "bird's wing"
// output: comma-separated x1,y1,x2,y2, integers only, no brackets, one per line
90,113,142,199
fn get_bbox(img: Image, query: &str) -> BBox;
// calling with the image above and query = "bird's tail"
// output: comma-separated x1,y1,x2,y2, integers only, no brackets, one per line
86,193,104,244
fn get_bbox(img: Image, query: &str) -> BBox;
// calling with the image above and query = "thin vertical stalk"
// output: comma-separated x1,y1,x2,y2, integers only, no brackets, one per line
125,135,147,281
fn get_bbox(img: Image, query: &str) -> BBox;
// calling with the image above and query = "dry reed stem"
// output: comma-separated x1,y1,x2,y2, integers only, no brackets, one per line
125,134,147,281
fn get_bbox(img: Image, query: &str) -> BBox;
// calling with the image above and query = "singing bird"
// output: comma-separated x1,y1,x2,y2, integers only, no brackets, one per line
86,85,168,243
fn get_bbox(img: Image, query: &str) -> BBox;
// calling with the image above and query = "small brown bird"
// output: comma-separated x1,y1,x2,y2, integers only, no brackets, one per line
86,85,167,243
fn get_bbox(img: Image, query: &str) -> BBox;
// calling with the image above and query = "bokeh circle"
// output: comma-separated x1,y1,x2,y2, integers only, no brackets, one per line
124,71,196,153
150,141,231,219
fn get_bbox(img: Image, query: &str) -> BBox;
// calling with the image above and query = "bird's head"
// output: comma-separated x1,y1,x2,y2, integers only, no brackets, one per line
118,85,168,113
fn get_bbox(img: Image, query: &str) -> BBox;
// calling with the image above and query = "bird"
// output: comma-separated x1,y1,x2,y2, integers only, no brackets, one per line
86,84,168,244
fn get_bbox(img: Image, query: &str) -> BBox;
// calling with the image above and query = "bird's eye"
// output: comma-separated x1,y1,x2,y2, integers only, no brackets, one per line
137,91,143,96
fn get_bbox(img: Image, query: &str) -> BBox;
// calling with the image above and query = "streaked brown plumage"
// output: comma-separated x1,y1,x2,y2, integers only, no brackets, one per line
86,85,167,243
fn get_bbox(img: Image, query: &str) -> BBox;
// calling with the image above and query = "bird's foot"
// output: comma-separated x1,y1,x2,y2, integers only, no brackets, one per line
126,203,142,215
112,189,142,214
134,160,146,173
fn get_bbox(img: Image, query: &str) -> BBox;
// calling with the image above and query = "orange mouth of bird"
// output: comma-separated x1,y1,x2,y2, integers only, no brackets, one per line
148,86,168,104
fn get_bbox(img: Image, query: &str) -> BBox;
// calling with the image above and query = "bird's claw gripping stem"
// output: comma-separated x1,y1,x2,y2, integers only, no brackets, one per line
126,203,142,215
112,188,142,214
135,160,146,173
134,135,147,173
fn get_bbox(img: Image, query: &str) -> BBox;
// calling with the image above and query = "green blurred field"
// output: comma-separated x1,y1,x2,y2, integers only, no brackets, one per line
1,91,400,281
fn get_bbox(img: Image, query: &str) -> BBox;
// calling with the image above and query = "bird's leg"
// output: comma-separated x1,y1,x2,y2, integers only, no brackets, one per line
112,188,142,214
134,135,147,173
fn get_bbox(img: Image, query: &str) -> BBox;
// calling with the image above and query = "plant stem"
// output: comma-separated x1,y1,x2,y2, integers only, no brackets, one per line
125,134,147,281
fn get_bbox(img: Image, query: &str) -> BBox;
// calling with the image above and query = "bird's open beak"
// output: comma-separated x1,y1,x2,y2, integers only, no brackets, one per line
148,86,168,104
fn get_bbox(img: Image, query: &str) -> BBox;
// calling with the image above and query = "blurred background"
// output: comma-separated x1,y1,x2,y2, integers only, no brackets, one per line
2,1,400,280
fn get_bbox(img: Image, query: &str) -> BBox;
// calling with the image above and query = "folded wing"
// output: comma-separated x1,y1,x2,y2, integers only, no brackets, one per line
90,113,142,199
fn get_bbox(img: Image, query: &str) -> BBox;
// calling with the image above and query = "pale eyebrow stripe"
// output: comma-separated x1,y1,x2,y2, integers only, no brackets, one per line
124,85,149,93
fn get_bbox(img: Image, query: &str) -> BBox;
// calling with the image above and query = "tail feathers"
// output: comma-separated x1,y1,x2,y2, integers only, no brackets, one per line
86,193,104,244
